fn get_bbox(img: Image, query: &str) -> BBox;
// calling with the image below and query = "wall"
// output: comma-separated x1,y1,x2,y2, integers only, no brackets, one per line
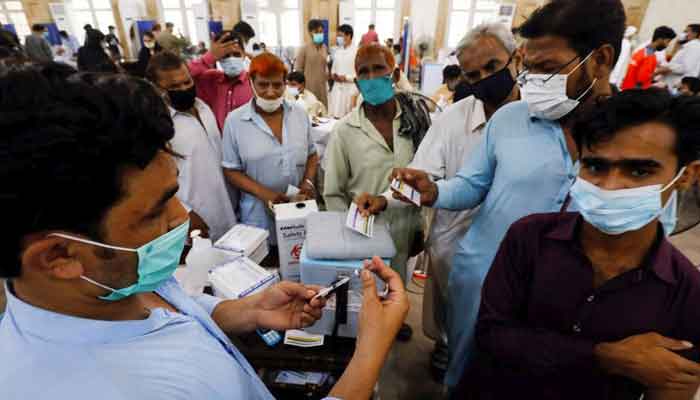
638,0,700,42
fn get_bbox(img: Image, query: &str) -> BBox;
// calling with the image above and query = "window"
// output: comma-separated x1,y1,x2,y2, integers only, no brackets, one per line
160,0,201,44
256,0,301,49
446,0,501,48
0,0,30,42
354,0,397,45
71,0,116,44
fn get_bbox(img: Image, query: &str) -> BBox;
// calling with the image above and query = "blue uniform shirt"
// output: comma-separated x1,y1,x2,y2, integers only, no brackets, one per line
434,101,578,387
222,99,316,244
0,278,274,400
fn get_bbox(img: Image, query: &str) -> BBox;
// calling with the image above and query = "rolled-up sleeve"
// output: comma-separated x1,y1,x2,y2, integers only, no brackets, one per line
193,294,225,316
222,119,244,170
323,128,351,212
434,116,496,211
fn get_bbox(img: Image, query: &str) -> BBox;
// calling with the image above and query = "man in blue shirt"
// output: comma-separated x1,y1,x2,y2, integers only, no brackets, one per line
0,66,409,400
393,0,626,389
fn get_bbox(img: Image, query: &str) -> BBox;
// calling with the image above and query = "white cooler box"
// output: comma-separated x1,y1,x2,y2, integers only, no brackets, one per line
274,200,318,282
300,246,389,338
214,224,270,265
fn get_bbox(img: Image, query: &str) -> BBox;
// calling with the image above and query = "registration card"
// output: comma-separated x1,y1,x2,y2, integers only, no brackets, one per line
346,202,374,237
390,178,421,206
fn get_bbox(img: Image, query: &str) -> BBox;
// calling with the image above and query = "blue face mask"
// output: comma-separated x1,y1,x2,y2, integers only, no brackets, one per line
220,56,245,78
313,33,324,45
356,75,395,106
50,221,190,301
570,169,685,236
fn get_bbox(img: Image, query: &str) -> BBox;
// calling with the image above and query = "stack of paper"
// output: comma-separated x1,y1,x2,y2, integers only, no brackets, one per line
210,257,278,299
346,203,374,237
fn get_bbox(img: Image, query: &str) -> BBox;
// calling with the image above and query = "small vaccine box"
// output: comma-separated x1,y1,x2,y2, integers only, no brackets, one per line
214,224,270,265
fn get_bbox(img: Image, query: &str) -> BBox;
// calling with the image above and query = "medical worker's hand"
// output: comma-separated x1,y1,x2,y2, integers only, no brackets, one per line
254,282,326,331
390,168,439,206
355,193,388,216
356,257,409,356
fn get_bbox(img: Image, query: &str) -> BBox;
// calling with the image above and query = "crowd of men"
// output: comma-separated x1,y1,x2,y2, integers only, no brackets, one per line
1,0,700,398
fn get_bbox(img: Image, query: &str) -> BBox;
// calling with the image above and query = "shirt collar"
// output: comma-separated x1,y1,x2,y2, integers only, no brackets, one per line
468,97,487,134
347,99,402,129
217,70,249,84
168,97,207,119
3,280,179,344
545,213,678,285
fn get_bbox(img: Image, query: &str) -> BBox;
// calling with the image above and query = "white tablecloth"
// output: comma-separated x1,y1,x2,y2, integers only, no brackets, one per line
310,118,338,165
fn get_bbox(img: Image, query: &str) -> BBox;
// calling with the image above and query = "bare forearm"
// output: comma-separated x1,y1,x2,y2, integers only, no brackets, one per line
646,386,699,400
224,169,274,200
302,153,319,183
328,348,387,400
210,294,261,335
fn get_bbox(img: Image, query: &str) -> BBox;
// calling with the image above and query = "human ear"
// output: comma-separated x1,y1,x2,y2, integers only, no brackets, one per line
676,161,700,190
21,237,85,280
592,44,615,79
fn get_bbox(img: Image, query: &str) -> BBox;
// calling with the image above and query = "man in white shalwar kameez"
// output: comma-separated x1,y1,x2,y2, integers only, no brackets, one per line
329,24,358,118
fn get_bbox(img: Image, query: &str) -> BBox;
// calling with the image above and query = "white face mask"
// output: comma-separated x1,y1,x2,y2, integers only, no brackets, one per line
252,83,284,113
287,86,300,97
520,52,598,121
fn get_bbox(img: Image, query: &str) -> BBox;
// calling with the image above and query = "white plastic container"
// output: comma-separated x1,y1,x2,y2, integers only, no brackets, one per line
214,224,270,265
183,230,216,295
274,200,319,282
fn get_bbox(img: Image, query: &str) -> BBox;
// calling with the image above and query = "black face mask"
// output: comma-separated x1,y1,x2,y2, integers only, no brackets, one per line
455,63,516,107
168,85,197,111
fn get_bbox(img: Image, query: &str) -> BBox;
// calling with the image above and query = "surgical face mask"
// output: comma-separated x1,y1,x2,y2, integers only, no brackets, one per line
356,75,395,106
49,221,190,301
679,33,689,44
461,60,517,106
287,85,300,97
144,40,155,49
220,56,245,78
252,84,284,112
570,168,686,236
313,33,324,45
520,52,598,120
336,36,345,47
168,85,197,112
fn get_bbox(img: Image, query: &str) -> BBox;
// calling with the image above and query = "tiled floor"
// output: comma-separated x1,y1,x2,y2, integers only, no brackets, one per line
377,225,700,400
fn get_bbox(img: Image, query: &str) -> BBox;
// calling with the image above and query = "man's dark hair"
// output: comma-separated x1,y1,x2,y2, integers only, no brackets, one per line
393,44,401,53
442,64,461,83
287,71,305,84
108,25,115,31
688,24,700,35
165,22,174,29
308,19,323,33
252,43,260,51
145,51,184,83
369,24,375,30
682,77,700,95
152,23,162,32
519,0,626,65
0,66,175,277
59,30,69,38
652,26,676,42
83,24,92,31
338,24,354,39
573,89,700,170
233,21,255,40
143,30,155,39
31,24,45,32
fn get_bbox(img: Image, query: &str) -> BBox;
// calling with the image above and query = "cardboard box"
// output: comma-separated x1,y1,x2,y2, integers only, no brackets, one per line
274,200,318,281
300,246,389,338
214,224,270,265
210,257,279,299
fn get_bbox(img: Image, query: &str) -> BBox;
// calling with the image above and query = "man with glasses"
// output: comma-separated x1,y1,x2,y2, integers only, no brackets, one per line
390,0,625,389
354,22,521,379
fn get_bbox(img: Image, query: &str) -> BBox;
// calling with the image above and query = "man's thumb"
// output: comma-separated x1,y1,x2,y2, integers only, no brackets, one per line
361,268,378,303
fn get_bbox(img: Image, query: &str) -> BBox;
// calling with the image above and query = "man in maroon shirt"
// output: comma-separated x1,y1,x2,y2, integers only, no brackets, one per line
458,89,700,399
188,31,253,130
